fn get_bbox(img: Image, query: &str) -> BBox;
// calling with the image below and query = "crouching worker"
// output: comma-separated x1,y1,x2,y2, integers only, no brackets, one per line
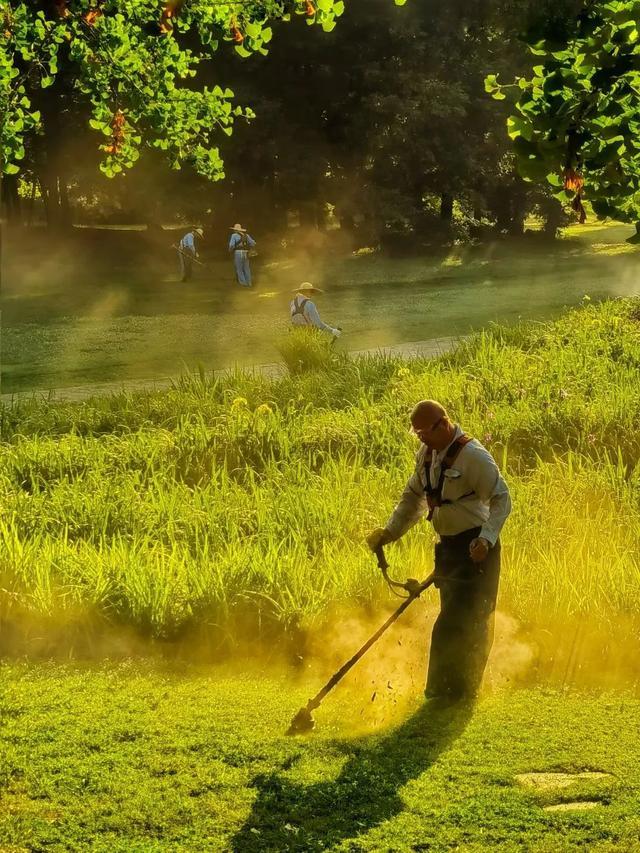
367,400,511,705
290,282,341,338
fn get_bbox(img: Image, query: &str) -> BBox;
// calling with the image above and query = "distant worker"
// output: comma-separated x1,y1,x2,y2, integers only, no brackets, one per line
290,282,341,338
367,400,511,706
178,226,203,282
228,223,256,287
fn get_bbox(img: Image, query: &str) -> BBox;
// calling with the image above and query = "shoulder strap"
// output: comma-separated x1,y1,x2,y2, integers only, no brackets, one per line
442,434,473,468
424,434,473,518
292,296,309,317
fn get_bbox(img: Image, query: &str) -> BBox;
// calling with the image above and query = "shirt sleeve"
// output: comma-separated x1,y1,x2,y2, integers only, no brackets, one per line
246,234,256,248
385,450,428,540
229,234,238,251
464,446,511,546
304,300,334,333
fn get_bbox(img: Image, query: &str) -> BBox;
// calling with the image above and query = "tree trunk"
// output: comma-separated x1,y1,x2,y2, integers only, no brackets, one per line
58,175,71,226
298,201,319,229
338,210,355,232
27,180,37,226
440,192,454,222
507,196,527,236
2,174,22,224
38,169,71,230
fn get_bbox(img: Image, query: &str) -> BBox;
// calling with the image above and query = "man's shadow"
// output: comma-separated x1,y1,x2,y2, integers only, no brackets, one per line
231,701,473,852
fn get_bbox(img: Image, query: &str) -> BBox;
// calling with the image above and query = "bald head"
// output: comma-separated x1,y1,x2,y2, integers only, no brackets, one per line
411,400,446,424
410,400,455,450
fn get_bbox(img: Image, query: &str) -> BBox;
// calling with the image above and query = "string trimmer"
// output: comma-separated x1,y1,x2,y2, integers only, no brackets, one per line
171,243,207,267
286,545,435,735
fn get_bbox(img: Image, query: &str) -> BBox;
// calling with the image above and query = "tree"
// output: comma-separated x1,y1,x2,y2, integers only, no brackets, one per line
0,0,405,225
208,0,570,244
488,0,640,224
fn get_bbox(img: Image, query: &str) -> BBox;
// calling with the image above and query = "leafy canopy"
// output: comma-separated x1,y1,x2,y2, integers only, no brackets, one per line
487,1,640,222
0,0,406,179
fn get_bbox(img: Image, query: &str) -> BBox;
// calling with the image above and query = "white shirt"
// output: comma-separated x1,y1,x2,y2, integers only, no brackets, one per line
290,295,335,333
385,426,511,546
179,232,196,252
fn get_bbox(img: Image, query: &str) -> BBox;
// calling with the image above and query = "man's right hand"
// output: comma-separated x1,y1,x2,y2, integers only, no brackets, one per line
332,328,342,338
366,527,393,552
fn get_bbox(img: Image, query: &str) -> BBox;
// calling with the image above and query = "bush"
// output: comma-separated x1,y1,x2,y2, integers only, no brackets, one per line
275,327,342,375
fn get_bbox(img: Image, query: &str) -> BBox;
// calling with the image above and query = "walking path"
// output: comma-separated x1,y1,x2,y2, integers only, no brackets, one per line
1,336,458,405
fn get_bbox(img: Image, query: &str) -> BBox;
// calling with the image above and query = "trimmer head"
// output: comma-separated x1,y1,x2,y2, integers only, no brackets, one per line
286,703,316,736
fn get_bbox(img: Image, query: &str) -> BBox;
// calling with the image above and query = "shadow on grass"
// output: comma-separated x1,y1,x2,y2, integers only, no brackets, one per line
231,701,473,852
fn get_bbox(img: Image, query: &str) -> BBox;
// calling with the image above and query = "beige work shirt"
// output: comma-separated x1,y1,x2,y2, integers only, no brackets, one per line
385,426,511,546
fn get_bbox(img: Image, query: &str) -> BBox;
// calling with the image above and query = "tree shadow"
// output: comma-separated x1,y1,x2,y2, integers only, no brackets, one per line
230,701,473,852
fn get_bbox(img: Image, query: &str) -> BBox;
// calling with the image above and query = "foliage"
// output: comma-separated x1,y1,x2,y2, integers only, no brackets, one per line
488,0,640,223
2,0,573,236
1,300,640,643
0,0,404,180
275,326,342,374
210,0,571,242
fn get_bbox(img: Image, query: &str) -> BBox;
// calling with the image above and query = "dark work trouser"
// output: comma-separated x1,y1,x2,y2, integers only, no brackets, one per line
180,250,194,281
425,526,501,700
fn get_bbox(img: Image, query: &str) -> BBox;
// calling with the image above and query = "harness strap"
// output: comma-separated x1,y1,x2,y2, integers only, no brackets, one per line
291,296,309,320
233,234,250,251
425,434,474,521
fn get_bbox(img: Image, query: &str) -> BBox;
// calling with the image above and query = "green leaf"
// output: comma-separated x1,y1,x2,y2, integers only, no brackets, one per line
484,73,498,93
507,115,533,142
244,22,262,39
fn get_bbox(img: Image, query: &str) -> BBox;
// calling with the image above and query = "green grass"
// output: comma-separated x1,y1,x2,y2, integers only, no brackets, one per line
1,298,640,680
1,664,639,851
3,222,640,393
2,291,640,852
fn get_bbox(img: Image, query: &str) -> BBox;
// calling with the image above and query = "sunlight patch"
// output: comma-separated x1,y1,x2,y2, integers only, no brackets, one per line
544,801,602,812
589,243,637,256
516,771,611,790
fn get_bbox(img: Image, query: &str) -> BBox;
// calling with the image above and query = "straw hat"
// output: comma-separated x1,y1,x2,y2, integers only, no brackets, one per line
230,223,247,232
195,227,204,237
293,281,324,293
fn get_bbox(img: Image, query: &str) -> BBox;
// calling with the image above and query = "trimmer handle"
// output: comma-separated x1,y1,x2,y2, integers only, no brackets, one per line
375,544,389,571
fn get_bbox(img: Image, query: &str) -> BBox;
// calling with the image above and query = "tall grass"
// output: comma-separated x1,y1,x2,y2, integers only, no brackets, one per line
1,299,639,647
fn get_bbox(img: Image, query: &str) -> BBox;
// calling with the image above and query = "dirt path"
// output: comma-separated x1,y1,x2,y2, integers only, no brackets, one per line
1,336,458,405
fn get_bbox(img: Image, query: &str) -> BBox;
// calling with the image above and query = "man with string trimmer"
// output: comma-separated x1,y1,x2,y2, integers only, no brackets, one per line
367,400,511,706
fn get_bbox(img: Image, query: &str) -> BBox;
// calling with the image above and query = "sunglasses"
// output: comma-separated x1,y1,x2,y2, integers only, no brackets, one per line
412,416,443,438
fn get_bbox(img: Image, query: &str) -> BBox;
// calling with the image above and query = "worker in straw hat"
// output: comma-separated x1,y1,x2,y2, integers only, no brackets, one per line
228,223,256,287
177,226,203,282
290,282,341,337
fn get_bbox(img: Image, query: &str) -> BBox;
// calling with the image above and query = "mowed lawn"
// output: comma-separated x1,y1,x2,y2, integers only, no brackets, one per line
0,664,639,852
3,222,640,393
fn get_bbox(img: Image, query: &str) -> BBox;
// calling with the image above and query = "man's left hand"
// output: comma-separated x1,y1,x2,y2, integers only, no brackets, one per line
469,537,490,563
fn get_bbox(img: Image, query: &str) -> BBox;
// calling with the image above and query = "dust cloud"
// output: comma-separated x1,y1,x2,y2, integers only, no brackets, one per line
297,601,538,731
